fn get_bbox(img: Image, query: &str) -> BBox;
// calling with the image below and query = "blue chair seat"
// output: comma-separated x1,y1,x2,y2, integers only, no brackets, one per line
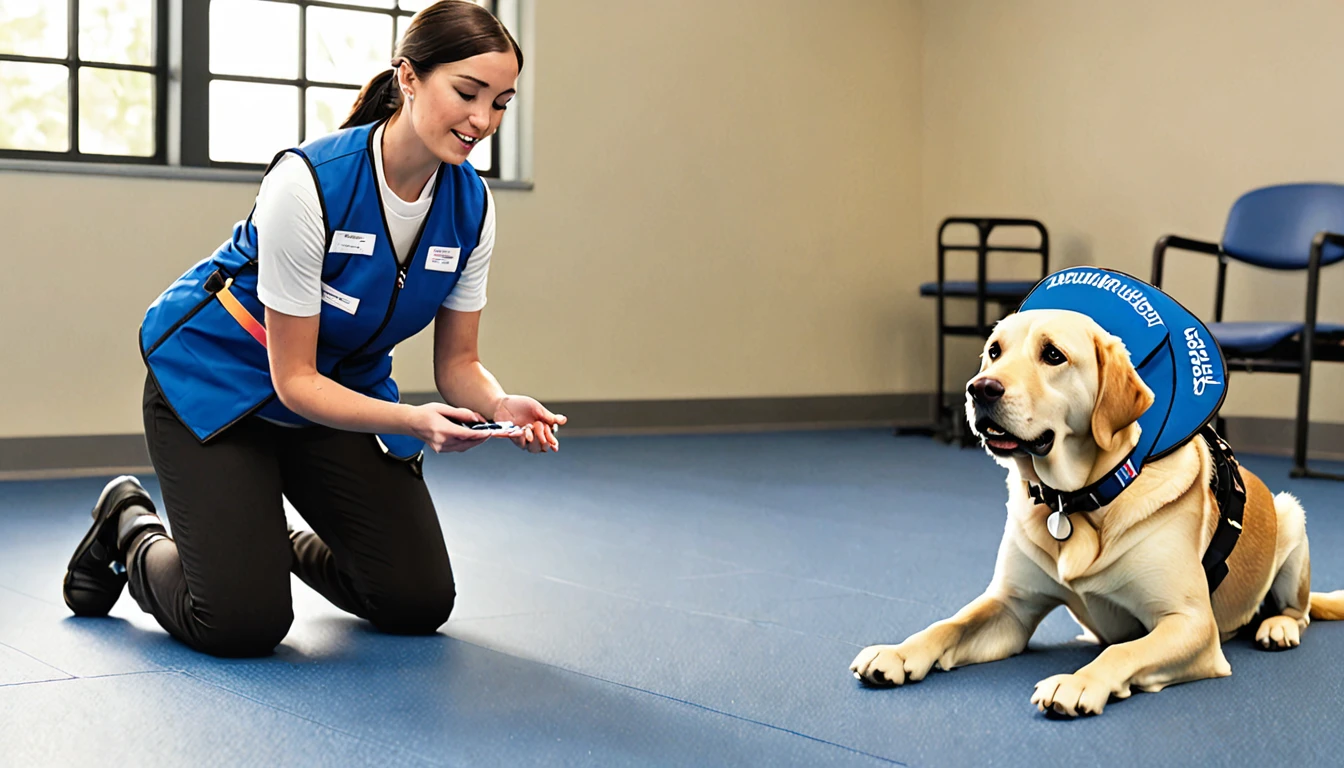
1210,321,1344,355
918,280,1039,300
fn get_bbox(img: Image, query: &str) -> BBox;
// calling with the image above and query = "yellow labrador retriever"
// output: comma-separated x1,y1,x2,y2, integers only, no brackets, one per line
851,308,1343,716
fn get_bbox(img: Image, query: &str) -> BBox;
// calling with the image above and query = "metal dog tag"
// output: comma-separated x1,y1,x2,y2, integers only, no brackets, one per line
1047,510,1073,541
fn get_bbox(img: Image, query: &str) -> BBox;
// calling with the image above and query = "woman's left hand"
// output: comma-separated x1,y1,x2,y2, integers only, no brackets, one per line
493,394,567,453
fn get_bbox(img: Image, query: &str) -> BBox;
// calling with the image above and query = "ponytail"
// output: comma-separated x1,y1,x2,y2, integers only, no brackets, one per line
339,2,521,132
342,68,402,129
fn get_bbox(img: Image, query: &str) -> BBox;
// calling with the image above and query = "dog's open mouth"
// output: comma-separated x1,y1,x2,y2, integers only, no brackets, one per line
974,418,1055,457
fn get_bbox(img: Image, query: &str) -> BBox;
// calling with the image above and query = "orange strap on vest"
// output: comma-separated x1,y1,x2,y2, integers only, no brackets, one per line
216,278,268,348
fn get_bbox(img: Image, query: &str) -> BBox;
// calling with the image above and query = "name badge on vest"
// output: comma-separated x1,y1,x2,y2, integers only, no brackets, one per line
321,283,360,315
330,231,376,256
426,246,461,273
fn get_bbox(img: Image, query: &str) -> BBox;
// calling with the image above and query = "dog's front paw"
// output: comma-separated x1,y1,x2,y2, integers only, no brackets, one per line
1031,672,1126,717
850,641,942,686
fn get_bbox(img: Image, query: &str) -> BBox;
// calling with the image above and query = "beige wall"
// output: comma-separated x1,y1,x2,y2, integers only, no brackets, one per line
0,173,260,439
0,0,924,439
12,0,1340,441
922,0,1344,421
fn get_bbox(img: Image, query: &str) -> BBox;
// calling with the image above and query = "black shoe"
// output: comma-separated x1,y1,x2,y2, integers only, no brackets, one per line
62,475,156,617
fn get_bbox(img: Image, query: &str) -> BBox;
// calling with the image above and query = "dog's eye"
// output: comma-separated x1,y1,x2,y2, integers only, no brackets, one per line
1042,344,1067,366
987,342,1001,361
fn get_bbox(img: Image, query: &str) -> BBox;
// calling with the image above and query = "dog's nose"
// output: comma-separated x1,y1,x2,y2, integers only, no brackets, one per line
968,377,1005,404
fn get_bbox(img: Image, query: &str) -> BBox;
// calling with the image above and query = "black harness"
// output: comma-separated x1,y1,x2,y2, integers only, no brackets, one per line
1200,426,1246,593
1028,424,1245,592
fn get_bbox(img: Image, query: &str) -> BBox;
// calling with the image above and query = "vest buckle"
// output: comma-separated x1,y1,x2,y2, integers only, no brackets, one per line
204,269,227,294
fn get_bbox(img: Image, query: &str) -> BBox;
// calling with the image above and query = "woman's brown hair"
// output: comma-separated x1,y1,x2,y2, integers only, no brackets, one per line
342,1,522,129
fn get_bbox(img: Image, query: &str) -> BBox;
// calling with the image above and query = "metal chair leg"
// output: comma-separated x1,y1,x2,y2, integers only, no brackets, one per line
1290,341,1312,477
1288,360,1344,479
1287,245,1344,480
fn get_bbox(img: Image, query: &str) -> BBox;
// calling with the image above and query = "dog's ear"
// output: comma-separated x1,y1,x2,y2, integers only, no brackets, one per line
1091,332,1155,452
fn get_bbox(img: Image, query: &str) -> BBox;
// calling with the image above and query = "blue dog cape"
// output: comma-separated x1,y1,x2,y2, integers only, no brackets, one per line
1015,266,1229,538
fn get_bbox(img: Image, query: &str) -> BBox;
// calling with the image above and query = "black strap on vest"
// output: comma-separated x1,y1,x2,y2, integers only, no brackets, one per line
1200,424,1245,593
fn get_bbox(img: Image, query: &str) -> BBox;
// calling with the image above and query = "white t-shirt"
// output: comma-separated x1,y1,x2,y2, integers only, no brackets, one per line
255,123,493,318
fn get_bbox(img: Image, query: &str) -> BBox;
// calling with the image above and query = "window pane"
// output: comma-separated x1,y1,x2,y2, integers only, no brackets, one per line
307,7,393,85
0,0,68,57
79,0,153,66
336,0,395,7
469,135,492,173
0,61,69,151
305,86,358,142
79,68,154,156
396,13,409,45
210,81,298,163
210,0,299,79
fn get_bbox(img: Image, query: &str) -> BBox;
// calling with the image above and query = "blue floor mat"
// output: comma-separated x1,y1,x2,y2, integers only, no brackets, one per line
2,430,1342,766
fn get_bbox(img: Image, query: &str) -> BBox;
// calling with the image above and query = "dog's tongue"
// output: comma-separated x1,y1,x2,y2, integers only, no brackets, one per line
987,439,1020,451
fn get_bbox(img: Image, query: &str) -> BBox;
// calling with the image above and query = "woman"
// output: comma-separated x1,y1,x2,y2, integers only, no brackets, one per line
61,1,563,658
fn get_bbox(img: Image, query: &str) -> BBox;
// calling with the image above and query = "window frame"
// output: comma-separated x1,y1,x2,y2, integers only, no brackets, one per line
186,0,500,177
0,0,171,165
1,0,529,184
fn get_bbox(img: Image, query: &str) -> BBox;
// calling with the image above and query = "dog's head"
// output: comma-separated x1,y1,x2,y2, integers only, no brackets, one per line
964,309,1155,490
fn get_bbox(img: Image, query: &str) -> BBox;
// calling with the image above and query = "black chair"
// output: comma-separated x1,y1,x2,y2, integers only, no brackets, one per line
914,217,1049,444
1151,183,1344,479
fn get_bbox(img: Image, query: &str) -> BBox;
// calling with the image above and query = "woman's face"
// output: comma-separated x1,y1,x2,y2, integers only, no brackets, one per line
398,51,519,166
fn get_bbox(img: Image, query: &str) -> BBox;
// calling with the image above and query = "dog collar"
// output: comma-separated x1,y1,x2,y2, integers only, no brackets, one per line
1027,451,1141,540
1016,267,1230,541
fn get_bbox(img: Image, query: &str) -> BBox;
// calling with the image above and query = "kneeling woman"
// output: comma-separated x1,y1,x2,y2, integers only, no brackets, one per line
62,1,564,657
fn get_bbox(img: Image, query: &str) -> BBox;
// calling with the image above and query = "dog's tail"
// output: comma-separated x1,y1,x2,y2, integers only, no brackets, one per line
1310,591,1344,621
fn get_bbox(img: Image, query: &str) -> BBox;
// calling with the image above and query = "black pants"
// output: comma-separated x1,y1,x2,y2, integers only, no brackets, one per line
131,374,456,657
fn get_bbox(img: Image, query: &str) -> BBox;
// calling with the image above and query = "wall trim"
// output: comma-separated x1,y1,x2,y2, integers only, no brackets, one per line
0,434,153,481
3,395,1342,479
1222,416,1344,462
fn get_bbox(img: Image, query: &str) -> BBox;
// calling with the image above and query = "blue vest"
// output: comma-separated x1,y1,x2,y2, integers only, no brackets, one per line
1016,266,1228,511
140,121,488,460
1015,267,1244,579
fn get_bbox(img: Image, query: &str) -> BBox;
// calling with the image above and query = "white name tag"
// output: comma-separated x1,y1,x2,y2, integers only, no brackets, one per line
321,283,360,315
426,246,461,273
330,231,376,256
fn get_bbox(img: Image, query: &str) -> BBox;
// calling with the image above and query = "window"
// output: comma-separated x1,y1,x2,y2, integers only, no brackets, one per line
198,0,497,176
0,0,169,163
2,0,526,181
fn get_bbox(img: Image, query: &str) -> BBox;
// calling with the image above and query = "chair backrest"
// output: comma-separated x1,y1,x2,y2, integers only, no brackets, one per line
1222,183,1344,270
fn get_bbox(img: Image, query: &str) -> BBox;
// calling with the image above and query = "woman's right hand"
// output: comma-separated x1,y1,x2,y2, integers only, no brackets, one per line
406,403,504,453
